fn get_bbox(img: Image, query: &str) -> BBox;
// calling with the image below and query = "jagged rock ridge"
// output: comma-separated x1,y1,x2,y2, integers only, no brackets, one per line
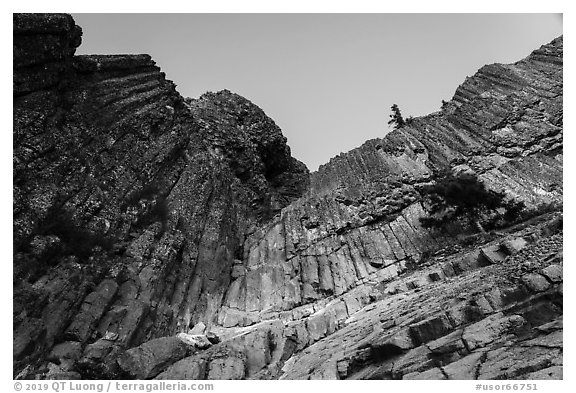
215,36,562,328
13,14,562,380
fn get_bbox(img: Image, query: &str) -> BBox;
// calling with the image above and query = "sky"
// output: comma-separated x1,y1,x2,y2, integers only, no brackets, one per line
72,14,562,171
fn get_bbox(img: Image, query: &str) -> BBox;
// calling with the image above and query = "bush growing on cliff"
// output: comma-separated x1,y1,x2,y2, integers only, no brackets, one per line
419,173,524,233
14,204,116,282
32,205,115,259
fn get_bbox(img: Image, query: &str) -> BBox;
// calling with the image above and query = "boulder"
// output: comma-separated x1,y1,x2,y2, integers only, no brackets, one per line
500,238,528,255
189,322,207,335
521,273,551,293
117,336,192,379
479,244,507,265
541,264,562,283
177,333,212,350
462,313,528,351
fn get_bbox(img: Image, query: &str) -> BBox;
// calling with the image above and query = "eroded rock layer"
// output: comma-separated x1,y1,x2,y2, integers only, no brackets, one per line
13,13,308,378
13,14,562,380
215,36,562,328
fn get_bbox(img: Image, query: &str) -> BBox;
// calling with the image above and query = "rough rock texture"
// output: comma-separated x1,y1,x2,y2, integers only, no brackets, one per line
156,219,562,380
214,35,563,329
13,13,308,379
14,13,562,380
116,336,192,379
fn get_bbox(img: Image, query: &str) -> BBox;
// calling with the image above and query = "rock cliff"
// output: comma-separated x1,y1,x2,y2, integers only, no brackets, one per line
13,14,562,380
13,13,308,378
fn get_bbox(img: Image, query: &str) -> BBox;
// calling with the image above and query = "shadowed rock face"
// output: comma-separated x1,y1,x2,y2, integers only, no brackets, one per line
13,14,562,380
186,90,310,220
13,13,308,378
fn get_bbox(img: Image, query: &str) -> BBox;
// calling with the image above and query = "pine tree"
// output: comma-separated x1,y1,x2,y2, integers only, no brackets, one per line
388,104,405,129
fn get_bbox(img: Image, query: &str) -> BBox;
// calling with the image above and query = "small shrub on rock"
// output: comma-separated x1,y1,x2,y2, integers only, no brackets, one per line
419,172,524,233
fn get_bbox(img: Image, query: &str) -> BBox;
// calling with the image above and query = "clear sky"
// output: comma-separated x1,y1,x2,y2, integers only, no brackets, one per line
72,14,562,171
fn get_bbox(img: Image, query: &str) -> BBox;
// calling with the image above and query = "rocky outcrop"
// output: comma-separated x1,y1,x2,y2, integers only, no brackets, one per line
147,214,559,381
214,36,562,328
186,90,310,220
279,220,563,380
13,13,562,380
13,13,82,96
13,13,308,379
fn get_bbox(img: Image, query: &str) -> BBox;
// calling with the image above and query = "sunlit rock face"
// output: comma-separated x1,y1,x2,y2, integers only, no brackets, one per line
13,13,562,380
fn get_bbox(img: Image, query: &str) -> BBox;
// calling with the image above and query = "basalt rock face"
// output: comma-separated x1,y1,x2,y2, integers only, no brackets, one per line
214,36,563,329
14,13,562,381
193,37,562,380
13,13,308,379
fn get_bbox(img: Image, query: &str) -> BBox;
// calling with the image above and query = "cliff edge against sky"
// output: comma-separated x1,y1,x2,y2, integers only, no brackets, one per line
13,14,562,380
